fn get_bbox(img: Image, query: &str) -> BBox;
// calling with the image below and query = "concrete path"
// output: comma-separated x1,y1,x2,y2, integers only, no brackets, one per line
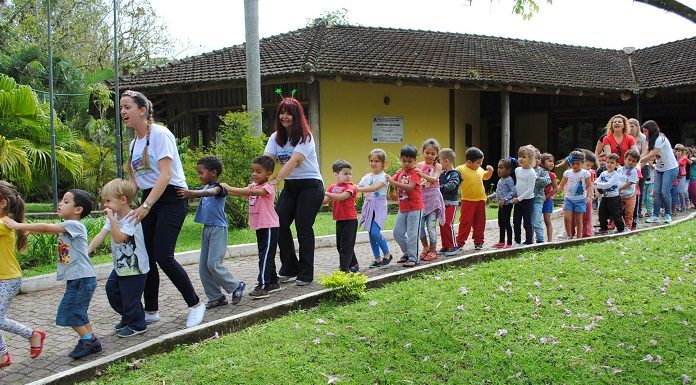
0,212,686,385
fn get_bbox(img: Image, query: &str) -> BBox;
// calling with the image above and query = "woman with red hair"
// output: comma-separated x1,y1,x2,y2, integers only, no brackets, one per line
264,97,324,286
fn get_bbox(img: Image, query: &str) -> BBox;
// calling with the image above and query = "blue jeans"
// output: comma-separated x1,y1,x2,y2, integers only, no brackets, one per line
368,221,390,259
56,277,97,327
105,271,147,331
653,167,679,217
532,199,544,242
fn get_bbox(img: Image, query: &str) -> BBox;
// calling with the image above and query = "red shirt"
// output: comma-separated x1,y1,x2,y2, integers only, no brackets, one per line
544,171,557,198
603,134,637,165
393,168,424,212
327,183,357,220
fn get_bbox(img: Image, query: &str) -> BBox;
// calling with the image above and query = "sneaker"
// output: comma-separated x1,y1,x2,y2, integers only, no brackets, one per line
645,216,660,223
231,282,246,305
249,285,269,299
117,326,146,338
664,214,672,223
492,242,505,249
445,247,461,256
296,280,312,286
267,283,284,293
436,248,448,255
380,255,393,267
474,243,483,250
144,312,160,325
205,295,229,310
185,304,206,328
369,260,381,268
557,233,569,240
348,264,360,273
68,336,102,359
278,275,297,283
113,320,127,331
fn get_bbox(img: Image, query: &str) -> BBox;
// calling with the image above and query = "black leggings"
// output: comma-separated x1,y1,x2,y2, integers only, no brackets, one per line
498,204,513,245
142,185,199,311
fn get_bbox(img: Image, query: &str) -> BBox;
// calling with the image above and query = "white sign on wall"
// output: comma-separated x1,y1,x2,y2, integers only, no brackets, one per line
372,116,404,143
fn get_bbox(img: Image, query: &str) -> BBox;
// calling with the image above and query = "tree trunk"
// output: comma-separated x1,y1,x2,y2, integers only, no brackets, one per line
634,0,696,23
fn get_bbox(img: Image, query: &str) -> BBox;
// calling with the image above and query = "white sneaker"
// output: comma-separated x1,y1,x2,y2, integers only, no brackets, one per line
645,216,660,223
144,312,160,324
664,214,672,223
186,304,206,328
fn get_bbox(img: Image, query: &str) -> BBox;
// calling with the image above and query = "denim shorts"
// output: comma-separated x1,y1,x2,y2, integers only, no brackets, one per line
563,198,586,213
56,277,97,327
542,198,554,214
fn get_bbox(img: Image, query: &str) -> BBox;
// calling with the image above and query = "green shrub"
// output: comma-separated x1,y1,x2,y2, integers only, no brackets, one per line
318,270,368,302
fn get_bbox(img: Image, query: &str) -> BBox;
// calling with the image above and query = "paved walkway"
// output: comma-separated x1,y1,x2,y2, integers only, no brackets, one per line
0,212,683,384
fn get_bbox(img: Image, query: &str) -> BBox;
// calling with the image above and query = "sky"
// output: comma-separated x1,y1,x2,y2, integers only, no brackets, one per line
150,0,696,59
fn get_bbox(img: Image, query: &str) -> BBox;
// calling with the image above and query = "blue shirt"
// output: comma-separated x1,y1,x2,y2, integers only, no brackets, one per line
495,176,516,205
194,183,228,227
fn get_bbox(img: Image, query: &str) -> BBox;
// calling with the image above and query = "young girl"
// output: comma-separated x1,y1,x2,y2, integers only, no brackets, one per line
532,148,551,243
513,145,537,245
415,139,445,261
357,149,392,268
558,151,593,239
490,158,516,248
0,181,46,367
675,144,690,212
541,153,559,241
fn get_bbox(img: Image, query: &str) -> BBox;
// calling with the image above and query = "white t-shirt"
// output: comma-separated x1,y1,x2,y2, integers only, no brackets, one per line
104,212,150,276
129,124,188,189
359,172,388,198
264,132,322,180
596,170,620,198
652,134,678,172
616,166,639,198
514,167,536,201
563,169,591,201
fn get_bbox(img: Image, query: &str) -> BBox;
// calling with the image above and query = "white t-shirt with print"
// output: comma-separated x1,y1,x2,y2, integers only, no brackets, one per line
616,166,639,198
652,135,678,172
563,169,591,201
130,124,187,189
359,172,388,198
104,212,150,276
264,132,322,180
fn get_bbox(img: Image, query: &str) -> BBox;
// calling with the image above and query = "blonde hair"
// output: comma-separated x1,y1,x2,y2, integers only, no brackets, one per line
101,178,136,204
369,148,387,163
122,90,154,173
605,114,630,136
518,145,537,166
439,148,456,162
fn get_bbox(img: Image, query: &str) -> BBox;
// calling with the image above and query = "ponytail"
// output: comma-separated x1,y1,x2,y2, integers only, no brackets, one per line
0,181,27,252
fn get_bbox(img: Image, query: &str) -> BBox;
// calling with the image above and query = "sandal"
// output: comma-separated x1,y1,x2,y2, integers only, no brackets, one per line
403,260,418,268
397,256,409,264
421,250,438,261
30,330,46,359
205,296,229,310
0,352,10,368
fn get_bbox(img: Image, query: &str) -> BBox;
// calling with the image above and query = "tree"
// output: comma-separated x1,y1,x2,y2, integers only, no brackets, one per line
77,83,116,197
306,8,354,27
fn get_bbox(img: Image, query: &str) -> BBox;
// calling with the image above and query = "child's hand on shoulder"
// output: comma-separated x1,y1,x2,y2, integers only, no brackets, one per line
1,216,18,228
385,174,394,184
219,182,231,190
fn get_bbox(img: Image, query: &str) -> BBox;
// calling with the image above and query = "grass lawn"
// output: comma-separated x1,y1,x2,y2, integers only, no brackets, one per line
83,219,694,385
22,206,498,277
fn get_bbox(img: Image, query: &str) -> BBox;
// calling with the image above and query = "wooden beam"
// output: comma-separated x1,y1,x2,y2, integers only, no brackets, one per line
501,90,511,158
308,80,321,166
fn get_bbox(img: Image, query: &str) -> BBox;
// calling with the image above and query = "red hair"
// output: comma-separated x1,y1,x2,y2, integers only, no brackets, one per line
273,98,312,147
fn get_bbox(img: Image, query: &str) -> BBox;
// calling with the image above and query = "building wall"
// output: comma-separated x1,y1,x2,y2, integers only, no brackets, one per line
454,90,482,163
514,112,549,153
319,81,450,179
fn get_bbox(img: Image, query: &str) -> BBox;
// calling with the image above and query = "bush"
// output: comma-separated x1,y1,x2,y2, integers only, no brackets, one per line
318,270,368,302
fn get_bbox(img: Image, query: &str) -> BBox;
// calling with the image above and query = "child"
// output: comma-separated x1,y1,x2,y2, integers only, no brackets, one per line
644,162,655,218
416,139,445,261
618,150,640,229
594,154,607,210
455,147,494,250
593,153,625,234
324,160,359,272
386,144,423,268
221,156,282,299
2,189,100,359
0,181,46,368
88,179,150,337
513,145,537,245
357,149,392,268
176,156,245,309
541,153,558,242
489,158,516,248
675,144,690,212
689,147,696,209
532,148,551,243
438,148,462,256
558,151,593,239
581,150,597,238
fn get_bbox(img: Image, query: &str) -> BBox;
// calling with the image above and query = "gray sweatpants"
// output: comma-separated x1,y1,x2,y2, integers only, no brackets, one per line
393,210,422,262
199,225,241,301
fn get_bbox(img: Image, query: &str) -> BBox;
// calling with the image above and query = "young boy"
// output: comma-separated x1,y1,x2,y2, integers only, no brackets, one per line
176,156,245,309
324,160,359,272
438,148,462,256
593,153,625,234
221,156,282,299
558,151,593,239
618,149,640,229
89,179,150,337
386,144,423,268
2,189,100,359
455,147,494,250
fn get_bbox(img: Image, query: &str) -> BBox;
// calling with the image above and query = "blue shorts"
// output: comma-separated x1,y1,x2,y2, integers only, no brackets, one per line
56,276,97,327
542,198,554,214
564,198,586,213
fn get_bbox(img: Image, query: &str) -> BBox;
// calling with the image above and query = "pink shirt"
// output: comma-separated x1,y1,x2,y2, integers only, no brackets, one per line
247,182,279,230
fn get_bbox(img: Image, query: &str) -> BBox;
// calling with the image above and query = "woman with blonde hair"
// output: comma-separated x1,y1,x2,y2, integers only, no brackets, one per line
602,114,639,165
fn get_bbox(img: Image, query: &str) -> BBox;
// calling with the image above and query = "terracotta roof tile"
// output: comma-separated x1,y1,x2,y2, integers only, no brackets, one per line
632,37,696,89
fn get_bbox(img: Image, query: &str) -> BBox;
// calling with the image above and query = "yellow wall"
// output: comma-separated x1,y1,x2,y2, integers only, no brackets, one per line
453,90,482,163
319,81,450,179
514,113,549,153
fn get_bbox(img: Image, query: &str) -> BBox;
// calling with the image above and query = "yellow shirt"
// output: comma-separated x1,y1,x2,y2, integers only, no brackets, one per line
456,165,490,202
0,220,22,279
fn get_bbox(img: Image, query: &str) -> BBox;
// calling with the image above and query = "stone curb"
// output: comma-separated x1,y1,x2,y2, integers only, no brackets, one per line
21,210,563,294
26,211,693,385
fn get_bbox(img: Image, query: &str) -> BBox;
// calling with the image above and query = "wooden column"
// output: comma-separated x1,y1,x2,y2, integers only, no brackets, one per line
501,90,511,158
308,80,321,166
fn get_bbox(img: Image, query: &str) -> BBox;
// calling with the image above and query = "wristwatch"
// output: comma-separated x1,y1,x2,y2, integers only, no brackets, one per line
142,201,152,211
